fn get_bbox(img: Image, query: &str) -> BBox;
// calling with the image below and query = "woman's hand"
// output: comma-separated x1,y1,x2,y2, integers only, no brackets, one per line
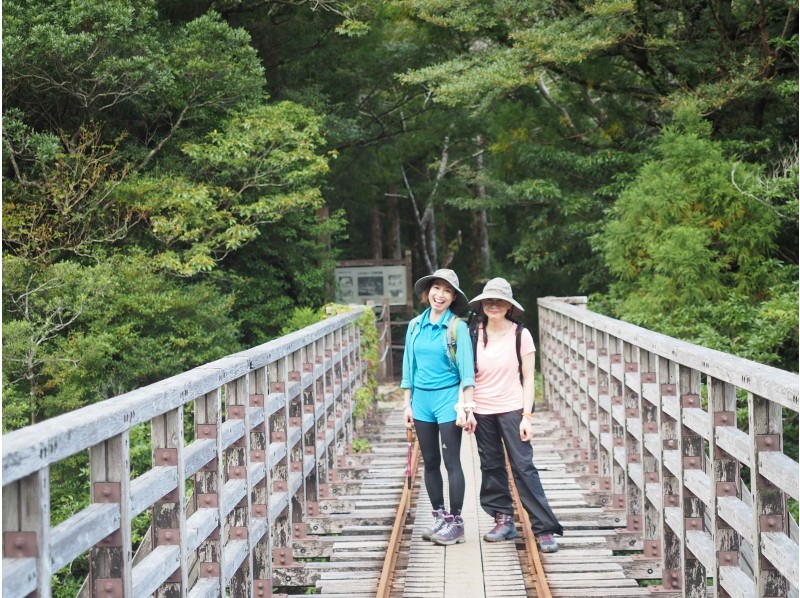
455,405,467,428
404,406,414,426
519,416,534,442
464,411,477,434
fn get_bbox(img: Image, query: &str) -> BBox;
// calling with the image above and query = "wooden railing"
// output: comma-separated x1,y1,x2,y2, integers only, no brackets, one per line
2,307,368,598
538,296,799,597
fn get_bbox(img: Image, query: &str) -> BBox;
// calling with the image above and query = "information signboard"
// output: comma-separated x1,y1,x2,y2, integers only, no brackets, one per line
334,265,408,306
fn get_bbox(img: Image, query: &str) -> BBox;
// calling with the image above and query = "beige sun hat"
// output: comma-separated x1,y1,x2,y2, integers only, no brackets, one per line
468,277,524,317
413,268,469,312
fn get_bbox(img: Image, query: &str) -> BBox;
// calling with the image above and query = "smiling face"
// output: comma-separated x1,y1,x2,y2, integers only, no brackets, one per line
482,297,512,321
424,279,457,315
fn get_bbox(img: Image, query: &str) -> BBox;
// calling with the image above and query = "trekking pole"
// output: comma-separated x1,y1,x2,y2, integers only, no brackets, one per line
406,423,414,523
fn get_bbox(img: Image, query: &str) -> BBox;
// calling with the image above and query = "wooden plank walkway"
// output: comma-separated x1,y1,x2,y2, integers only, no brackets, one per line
290,387,660,597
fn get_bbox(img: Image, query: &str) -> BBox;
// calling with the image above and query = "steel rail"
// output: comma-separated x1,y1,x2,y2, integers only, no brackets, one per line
376,430,420,598
507,460,552,598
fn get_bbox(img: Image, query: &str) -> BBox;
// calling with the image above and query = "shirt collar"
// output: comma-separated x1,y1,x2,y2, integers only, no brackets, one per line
422,307,453,329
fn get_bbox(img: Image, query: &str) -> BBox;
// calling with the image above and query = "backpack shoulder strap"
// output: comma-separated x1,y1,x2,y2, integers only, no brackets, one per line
446,314,460,365
469,318,481,374
513,319,525,384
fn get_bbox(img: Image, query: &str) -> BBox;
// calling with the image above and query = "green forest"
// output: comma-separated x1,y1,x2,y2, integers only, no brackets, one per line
2,0,798,591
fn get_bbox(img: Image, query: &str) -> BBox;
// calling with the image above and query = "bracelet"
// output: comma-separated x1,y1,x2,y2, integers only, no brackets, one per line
522,412,535,419
455,402,476,412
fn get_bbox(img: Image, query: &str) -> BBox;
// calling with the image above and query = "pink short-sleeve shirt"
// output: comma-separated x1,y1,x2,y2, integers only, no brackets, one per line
473,323,535,414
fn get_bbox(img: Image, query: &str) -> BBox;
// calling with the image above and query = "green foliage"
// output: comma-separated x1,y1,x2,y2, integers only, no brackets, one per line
597,110,797,370
352,437,372,453
280,306,326,336
2,254,241,430
129,102,331,275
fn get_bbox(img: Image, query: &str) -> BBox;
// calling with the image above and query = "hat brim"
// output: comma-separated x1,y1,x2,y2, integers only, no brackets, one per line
468,292,524,317
414,275,469,312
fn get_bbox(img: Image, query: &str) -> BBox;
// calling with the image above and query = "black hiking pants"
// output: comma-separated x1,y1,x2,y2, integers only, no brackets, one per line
474,409,563,536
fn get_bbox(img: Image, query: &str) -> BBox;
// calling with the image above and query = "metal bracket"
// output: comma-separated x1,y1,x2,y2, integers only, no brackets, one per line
197,493,219,508
716,482,737,497
662,569,681,590
760,514,784,532
641,372,656,383
685,517,703,531
3,532,37,557
756,434,780,451
273,480,288,492
93,482,121,503
714,412,735,426
228,405,246,419
95,578,123,598
250,450,266,463
660,384,676,396
682,394,701,408
271,382,286,392
199,562,221,578
157,528,181,545
230,527,248,541
154,448,178,466
643,540,661,558
253,504,268,518
273,547,294,566
664,494,680,507
253,579,273,597
719,551,739,566
683,456,703,469
293,522,308,539
250,394,264,407
229,466,247,479
624,362,638,373
197,424,218,439
627,516,642,532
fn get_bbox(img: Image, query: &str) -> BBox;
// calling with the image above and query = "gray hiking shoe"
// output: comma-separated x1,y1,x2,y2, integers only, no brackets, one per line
431,514,465,545
536,532,558,553
483,513,518,542
421,508,447,541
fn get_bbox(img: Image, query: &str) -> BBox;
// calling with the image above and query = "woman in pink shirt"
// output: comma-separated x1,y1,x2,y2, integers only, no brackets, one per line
467,278,562,552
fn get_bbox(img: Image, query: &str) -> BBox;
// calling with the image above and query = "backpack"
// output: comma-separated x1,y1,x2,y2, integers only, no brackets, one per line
469,316,525,384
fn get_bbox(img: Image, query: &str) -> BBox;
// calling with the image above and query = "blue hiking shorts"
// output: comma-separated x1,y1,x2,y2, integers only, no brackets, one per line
412,383,459,424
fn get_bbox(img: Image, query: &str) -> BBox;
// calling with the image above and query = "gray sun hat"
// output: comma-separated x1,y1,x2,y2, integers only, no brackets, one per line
469,277,524,317
413,268,469,313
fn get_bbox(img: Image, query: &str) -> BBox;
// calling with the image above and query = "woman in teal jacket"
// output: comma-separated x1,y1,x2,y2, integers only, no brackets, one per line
401,269,475,545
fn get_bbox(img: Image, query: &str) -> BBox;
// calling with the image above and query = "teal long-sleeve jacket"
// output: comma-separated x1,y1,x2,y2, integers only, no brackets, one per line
400,307,475,392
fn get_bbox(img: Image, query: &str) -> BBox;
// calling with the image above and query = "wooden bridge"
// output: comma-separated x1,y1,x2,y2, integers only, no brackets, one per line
3,298,798,597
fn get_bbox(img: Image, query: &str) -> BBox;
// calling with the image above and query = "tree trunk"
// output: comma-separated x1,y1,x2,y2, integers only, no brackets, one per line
474,135,490,275
370,203,382,260
387,186,402,260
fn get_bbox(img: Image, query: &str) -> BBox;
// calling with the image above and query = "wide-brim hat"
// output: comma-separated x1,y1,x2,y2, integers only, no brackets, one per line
469,277,524,317
413,268,469,312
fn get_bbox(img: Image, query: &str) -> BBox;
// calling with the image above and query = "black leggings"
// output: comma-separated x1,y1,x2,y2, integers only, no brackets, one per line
414,419,465,516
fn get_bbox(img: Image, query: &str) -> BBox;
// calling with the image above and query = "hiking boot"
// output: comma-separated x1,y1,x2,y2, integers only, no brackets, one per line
536,532,558,553
483,513,518,542
421,508,447,541
431,514,465,545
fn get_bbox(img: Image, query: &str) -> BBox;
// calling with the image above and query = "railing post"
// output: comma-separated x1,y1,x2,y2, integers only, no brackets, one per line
3,469,51,598
748,392,789,596
708,377,739,595
152,406,188,598
195,388,223,596
89,433,132,598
